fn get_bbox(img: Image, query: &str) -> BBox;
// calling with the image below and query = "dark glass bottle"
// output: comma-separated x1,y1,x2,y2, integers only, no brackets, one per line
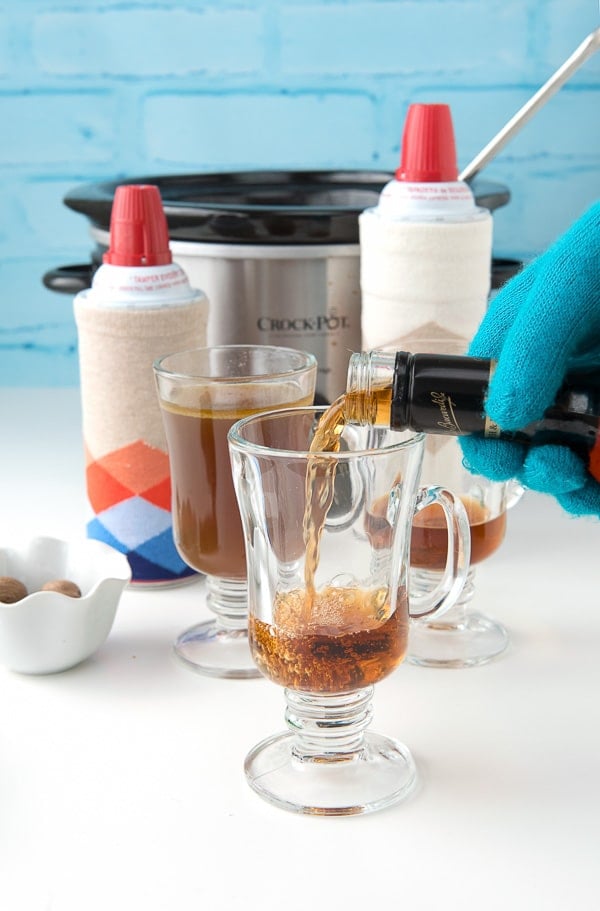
345,350,600,482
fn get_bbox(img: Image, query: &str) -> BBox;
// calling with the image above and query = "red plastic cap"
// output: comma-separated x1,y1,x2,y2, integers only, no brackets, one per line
103,184,172,266
395,103,459,183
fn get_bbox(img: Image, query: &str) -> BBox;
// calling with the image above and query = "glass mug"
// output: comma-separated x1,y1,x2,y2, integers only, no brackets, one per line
154,345,317,678
408,439,511,668
228,406,470,816
393,336,514,668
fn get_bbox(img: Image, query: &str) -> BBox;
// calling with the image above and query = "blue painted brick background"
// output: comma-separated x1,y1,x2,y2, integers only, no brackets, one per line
0,0,598,386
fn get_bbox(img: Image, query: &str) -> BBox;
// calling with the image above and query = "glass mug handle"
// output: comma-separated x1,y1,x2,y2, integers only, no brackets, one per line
408,486,471,620
505,478,525,510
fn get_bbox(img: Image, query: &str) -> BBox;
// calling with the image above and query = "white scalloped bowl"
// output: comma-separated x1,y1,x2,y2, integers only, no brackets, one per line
0,535,131,674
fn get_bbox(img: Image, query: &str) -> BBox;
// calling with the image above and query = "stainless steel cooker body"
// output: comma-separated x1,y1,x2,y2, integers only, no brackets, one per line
44,171,516,403
94,229,360,403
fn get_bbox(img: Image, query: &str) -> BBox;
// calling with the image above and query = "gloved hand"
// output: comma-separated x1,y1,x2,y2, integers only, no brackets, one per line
460,201,600,517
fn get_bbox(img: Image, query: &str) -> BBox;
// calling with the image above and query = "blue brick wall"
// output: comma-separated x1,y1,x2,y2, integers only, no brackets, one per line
1,0,598,386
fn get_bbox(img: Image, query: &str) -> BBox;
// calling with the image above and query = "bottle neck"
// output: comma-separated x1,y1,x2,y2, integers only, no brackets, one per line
346,350,494,434
346,351,397,425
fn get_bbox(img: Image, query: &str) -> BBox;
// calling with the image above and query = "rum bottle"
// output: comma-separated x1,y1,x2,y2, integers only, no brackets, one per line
345,350,600,482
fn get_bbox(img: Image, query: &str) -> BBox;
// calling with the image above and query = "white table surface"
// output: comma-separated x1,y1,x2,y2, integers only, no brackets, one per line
1,387,599,911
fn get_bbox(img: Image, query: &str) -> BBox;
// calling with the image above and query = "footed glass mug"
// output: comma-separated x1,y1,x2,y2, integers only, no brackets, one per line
154,345,317,678
393,336,515,668
228,406,470,816
408,438,511,668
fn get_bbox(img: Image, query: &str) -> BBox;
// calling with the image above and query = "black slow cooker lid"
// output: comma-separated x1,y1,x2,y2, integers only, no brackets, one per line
64,170,510,246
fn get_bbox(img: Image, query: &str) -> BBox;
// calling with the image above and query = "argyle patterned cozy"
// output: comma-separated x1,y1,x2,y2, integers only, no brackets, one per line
85,440,195,585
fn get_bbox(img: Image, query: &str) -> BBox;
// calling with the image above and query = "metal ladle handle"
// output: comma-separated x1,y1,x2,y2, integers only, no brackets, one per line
459,27,600,183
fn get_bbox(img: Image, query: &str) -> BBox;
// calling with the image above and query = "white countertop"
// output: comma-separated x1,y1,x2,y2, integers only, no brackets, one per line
1,388,599,911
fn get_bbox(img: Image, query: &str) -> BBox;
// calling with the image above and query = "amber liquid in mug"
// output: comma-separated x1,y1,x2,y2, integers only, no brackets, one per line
251,392,408,694
249,586,408,693
410,496,506,570
160,386,313,579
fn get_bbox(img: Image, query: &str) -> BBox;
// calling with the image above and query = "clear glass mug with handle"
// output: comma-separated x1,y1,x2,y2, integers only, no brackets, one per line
408,441,511,668
398,335,518,668
228,406,470,816
153,345,317,678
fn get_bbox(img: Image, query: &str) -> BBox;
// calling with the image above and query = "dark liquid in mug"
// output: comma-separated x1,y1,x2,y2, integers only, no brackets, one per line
161,388,312,578
249,585,408,693
410,496,506,570
249,396,407,694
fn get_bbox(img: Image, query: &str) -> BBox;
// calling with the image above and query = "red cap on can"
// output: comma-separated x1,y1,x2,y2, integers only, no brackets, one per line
395,103,459,183
103,184,172,266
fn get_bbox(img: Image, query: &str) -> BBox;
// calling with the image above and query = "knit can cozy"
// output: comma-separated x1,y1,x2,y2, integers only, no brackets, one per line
359,213,493,351
74,296,208,584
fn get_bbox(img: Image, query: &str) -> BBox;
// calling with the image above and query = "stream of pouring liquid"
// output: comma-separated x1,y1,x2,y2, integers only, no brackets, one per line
302,397,347,616
302,387,394,617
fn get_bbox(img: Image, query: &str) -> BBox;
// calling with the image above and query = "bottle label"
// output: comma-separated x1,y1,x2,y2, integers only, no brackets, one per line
397,352,493,435
377,179,478,217
86,262,201,308
484,416,503,438
429,390,463,434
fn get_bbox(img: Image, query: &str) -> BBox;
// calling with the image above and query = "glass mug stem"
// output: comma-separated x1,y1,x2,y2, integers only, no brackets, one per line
408,564,509,669
205,575,249,630
411,567,477,629
285,687,374,760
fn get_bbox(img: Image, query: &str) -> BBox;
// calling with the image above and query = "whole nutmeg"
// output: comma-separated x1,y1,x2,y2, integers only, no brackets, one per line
41,579,82,598
0,576,28,603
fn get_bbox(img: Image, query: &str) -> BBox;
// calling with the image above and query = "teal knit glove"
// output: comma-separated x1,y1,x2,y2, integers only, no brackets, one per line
460,201,600,517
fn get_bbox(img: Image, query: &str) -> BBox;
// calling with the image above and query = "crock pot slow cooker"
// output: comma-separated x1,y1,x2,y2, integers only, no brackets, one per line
44,171,518,402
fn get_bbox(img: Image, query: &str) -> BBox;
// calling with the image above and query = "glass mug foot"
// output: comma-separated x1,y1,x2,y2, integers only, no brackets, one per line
407,610,509,669
245,730,417,816
173,621,261,679
407,567,509,668
245,688,418,816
